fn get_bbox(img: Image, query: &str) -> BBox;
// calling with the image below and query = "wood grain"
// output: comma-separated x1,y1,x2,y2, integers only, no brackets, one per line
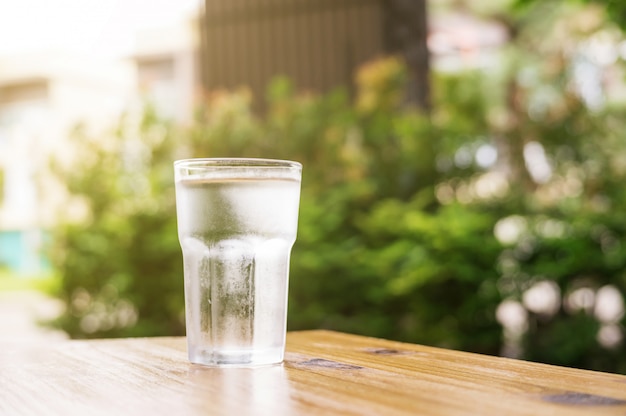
1,330,626,415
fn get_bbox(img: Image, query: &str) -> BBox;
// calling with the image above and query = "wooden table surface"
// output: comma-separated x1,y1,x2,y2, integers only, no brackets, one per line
2,330,626,415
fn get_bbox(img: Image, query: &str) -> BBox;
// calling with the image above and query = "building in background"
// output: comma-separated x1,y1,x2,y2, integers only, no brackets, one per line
133,19,199,124
0,1,202,276
0,54,135,274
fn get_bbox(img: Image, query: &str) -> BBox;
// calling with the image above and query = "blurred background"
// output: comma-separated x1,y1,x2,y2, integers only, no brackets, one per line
1,0,626,374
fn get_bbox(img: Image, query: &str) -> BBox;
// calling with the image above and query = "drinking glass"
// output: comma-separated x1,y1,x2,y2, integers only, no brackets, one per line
174,158,302,367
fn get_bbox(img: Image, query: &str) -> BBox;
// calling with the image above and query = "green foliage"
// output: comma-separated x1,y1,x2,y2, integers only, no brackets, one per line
0,270,58,293
515,0,626,31
49,108,184,337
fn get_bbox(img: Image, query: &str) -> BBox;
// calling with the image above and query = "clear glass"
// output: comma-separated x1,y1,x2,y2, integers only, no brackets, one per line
174,158,302,367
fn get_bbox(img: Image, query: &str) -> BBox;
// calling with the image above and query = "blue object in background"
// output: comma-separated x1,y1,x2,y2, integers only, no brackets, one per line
0,230,48,276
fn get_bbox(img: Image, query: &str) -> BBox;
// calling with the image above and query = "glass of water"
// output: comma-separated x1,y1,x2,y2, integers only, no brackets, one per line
174,158,302,367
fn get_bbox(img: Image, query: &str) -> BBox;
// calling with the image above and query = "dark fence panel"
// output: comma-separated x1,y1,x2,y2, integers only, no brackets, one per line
201,0,385,104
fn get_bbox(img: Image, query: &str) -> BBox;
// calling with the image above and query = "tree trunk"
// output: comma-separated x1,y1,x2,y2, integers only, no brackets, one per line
383,0,431,111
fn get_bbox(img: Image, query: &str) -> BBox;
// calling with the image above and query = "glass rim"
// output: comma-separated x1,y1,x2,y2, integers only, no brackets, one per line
174,158,301,169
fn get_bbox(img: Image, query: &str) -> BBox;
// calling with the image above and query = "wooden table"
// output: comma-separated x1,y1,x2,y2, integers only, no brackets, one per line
2,330,626,415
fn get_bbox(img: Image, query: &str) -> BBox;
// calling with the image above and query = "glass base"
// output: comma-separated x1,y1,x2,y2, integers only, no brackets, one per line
188,347,284,367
